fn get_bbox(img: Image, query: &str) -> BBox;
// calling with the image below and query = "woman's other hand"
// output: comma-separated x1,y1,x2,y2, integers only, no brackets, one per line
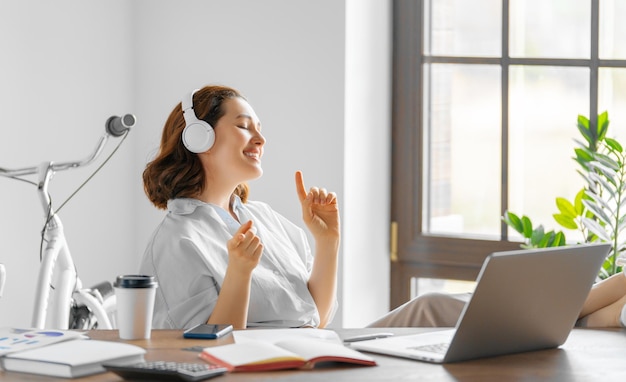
296,171,340,327
226,220,263,274
295,171,340,240
212,220,262,329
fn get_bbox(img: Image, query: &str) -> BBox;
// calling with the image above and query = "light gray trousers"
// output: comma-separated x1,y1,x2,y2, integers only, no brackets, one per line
366,292,472,327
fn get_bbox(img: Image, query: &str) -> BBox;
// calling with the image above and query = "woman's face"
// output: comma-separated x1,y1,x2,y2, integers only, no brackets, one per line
205,97,265,185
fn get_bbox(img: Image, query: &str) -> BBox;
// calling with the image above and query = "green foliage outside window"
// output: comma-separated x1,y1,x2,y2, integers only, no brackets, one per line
503,112,625,279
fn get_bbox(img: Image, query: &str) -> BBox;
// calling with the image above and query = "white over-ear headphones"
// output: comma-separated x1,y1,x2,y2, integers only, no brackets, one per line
181,89,215,153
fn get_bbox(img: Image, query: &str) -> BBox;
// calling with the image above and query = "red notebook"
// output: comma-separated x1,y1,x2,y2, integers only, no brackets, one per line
199,338,377,372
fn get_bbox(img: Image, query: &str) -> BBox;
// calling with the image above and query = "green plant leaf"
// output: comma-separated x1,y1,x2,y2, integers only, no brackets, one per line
594,154,620,171
605,137,623,153
553,213,578,229
588,160,618,178
587,172,617,200
531,225,546,246
537,230,566,248
574,147,593,163
577,114,594,147
588,166,618,189
521,216,533,238
585,190,615,213
537,232,552,248
582,217,612,241
597,111,609,141
555,197,577,218
580,174,603,197
553,231,566,246
582,199,614,228
502,211,524,234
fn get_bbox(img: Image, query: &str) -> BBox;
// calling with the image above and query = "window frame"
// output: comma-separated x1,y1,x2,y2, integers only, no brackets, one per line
391,0,626,308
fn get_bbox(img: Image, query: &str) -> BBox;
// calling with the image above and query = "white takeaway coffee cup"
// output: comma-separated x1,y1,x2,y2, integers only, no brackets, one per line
113,275,158,340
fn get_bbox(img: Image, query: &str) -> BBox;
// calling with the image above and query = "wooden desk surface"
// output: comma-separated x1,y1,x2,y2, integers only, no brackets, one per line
1,327,625,381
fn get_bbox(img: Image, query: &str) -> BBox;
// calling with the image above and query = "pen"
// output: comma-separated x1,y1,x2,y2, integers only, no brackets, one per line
343,332,394,343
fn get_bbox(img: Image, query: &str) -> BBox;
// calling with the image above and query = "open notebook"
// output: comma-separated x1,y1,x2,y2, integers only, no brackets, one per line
352,243,610,363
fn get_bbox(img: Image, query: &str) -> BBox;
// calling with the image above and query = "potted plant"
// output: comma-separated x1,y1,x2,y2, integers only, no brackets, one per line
503,111,625,279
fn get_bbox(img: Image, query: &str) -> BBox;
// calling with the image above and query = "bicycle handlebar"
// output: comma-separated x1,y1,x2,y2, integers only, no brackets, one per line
1,114,135,329
0,114,136,178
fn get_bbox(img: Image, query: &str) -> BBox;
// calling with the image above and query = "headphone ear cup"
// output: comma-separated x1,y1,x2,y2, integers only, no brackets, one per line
182,121,215,153
181,89,215,153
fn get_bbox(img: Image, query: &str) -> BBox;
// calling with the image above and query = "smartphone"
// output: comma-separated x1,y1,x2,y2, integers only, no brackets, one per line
183,324,234,339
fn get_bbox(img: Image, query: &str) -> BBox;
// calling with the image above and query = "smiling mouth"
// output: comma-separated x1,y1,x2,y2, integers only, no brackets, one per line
244,151,260,160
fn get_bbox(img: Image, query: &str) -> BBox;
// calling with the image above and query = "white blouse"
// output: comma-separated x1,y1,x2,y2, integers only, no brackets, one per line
139,196,335,329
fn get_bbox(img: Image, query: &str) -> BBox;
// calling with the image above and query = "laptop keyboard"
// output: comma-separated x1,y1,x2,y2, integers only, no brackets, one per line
408,342,450,354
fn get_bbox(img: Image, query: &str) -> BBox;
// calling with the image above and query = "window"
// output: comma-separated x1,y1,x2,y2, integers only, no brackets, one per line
391,0,626,308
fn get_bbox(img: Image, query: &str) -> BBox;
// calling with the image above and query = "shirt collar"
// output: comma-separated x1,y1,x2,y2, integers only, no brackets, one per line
167,195,244,216
167,198,205,215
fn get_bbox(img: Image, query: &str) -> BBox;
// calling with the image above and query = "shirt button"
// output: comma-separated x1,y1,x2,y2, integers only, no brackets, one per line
273,270,281,276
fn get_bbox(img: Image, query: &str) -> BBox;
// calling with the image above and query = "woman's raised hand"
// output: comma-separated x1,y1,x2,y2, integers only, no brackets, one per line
295,171,340,240
226,220,263,273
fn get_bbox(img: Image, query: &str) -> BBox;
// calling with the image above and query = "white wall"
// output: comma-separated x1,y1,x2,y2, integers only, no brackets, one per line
0,0,390,328
344,0,392,326
0,0,136,328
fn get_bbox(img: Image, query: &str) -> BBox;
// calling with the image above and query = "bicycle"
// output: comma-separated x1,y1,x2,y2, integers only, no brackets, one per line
0,114,135,330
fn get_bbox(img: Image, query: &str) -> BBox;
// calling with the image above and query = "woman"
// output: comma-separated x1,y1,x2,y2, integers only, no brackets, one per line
140,84,626,330
140,85,338,329
578,271,626,327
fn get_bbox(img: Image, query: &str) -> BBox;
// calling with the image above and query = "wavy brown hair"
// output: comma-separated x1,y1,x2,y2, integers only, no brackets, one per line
143,85,249,209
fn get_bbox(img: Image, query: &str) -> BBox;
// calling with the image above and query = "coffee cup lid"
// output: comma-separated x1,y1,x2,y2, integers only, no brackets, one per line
114,275,157,288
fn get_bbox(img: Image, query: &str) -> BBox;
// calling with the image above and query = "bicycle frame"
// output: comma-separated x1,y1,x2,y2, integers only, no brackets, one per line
1,120,132,329
31,162,115,329
32,208,115,329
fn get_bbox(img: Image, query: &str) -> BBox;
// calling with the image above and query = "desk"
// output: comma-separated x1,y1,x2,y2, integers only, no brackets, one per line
1,328,625,381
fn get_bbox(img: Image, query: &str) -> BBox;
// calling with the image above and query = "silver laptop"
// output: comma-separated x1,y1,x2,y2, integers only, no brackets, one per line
352,243,611,363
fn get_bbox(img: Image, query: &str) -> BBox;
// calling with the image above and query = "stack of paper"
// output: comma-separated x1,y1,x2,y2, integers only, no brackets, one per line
0,328,145,378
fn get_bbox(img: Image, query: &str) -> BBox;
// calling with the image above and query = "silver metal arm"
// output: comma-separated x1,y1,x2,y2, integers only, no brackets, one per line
50,133,111,172
0,132,113,217
0,132,110,178
0,113,135,178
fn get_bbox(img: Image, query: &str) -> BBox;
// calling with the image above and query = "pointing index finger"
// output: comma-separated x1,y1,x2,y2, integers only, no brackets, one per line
295,171,307,202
